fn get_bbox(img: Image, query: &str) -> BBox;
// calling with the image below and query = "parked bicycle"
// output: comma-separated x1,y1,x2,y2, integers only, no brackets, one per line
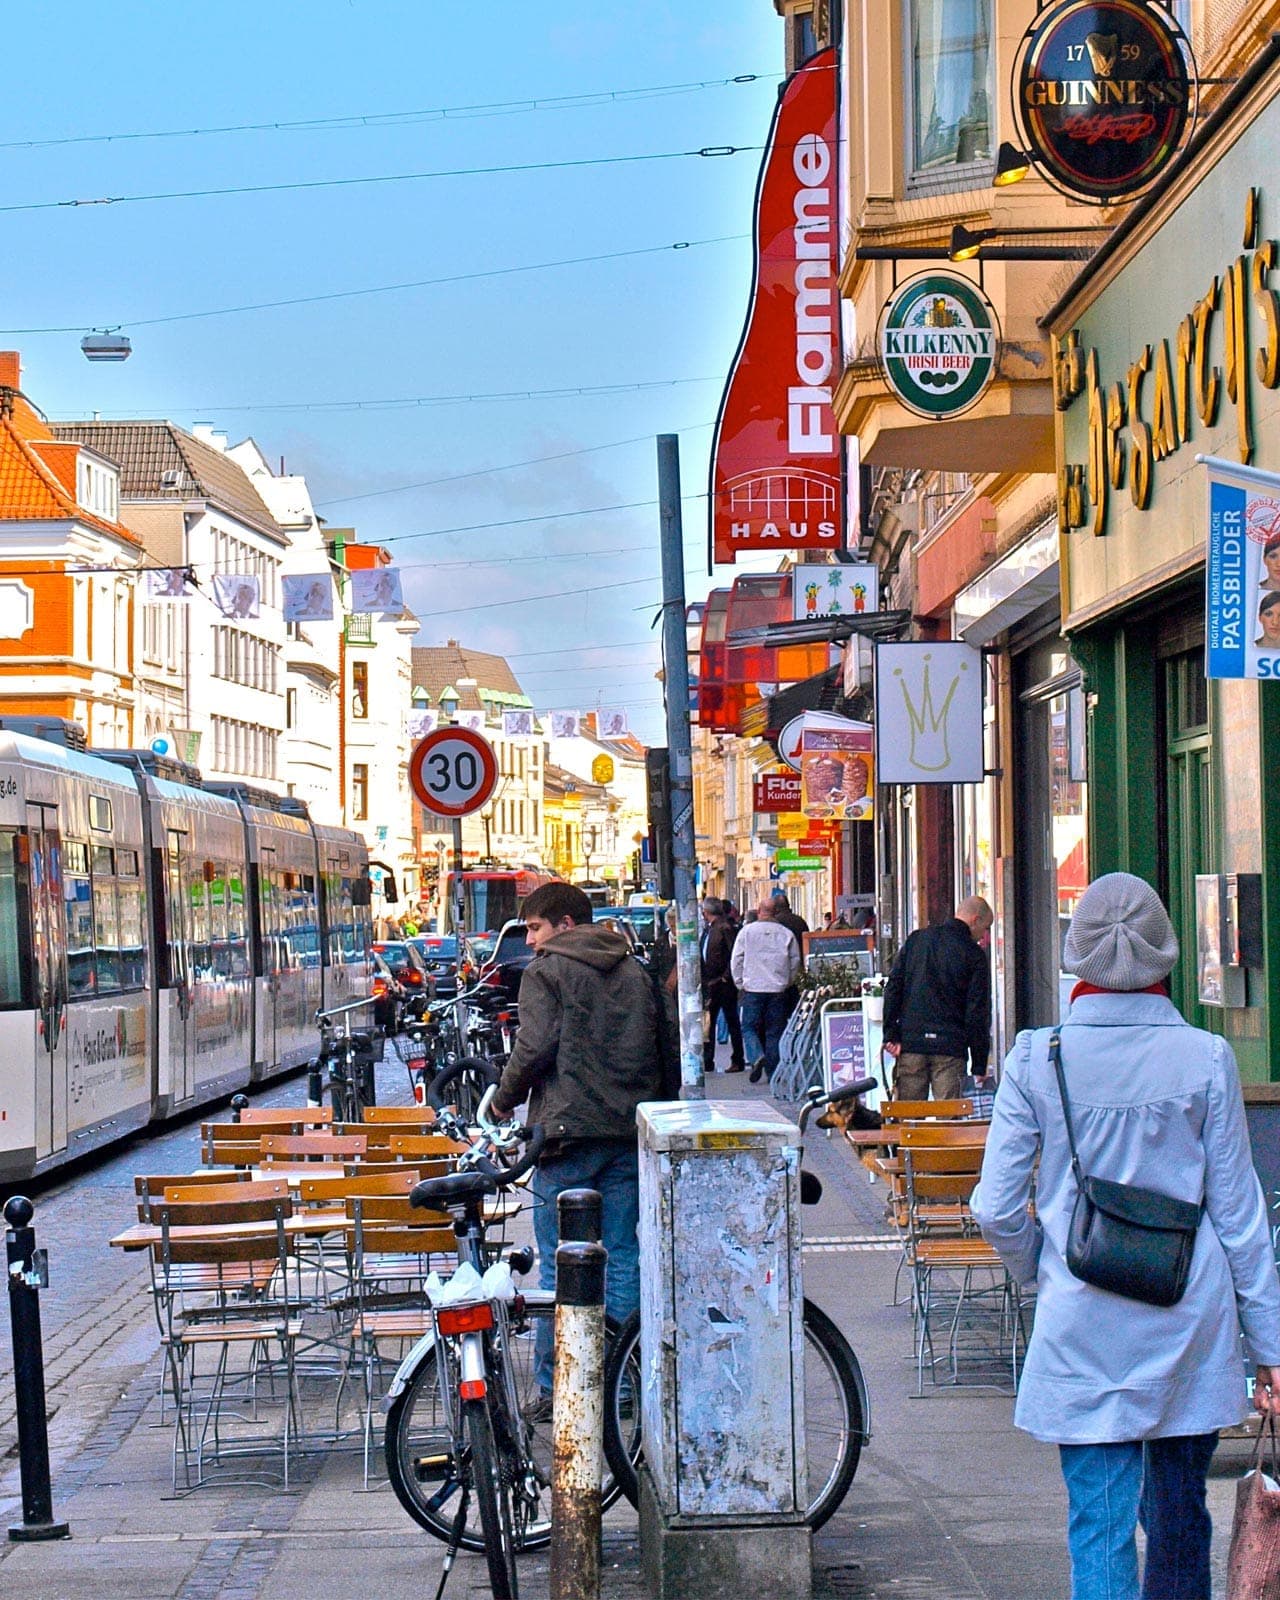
307,996,382,1123
601,1075,875,1528
383,1084,635,1599
406,981,514,1114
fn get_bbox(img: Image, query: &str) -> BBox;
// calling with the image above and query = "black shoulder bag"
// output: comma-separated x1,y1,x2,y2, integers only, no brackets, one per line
1049,1030,1202,1308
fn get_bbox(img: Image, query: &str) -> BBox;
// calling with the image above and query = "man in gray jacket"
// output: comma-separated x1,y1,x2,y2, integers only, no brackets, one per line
731,897,802,1084
492,882,662,1411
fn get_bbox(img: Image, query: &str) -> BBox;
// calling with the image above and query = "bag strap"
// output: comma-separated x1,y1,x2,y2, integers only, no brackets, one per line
1048,1031,1087,1187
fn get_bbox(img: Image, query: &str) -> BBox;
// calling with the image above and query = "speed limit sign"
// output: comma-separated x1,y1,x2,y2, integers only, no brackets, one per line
409,726,499,818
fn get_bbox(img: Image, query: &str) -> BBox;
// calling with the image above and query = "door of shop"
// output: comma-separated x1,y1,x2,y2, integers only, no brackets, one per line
1160,648,1213,1028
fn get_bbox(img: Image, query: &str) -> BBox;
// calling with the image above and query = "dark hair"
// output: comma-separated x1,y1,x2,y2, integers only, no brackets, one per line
1261,590,1280,617
1266,535,1280,558
522,882,593,927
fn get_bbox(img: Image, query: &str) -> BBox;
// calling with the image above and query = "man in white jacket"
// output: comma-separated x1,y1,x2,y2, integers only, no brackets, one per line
731,898,802,1084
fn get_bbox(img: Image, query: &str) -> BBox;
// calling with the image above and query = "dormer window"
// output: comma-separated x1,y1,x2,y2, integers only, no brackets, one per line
77,454,120,521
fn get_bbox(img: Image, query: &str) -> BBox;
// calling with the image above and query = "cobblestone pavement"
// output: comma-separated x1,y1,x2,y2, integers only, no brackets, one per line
0,1056,1245,1597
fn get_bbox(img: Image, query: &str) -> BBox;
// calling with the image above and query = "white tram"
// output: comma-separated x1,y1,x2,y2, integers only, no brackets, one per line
0,726,373,1183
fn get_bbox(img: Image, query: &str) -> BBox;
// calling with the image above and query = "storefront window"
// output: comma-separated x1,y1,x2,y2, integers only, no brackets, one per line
907,0,993,179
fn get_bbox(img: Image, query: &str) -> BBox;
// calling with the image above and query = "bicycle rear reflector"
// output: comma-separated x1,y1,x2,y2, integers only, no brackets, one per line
459,1379,487,1400
436,1302,495,1336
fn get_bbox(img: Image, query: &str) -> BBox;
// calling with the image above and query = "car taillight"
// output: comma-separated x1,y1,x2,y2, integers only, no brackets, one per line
373,977,388,996
404,970,423,986
436,1302,494,1336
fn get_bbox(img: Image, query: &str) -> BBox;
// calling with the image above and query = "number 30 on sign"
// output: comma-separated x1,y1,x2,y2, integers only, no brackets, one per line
408,726,499,818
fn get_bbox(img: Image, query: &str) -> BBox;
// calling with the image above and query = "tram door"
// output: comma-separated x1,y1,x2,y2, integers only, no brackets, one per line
165,830,197,1104
27,804,69,1160
258,849,279,1069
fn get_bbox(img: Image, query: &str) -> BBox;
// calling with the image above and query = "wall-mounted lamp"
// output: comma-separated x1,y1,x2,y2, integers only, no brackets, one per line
993,142,1032,188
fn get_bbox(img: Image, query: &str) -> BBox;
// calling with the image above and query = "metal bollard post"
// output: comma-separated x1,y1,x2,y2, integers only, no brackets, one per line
557,1187,602,1245
4,1197,69,1542
230,1092,249,1124
550,1240,606,1600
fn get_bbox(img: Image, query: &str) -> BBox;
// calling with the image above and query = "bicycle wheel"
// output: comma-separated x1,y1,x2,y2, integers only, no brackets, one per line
428,1055,501,1121
602,1299,865,1529
385,1300,628,1550
465,1396,519,1600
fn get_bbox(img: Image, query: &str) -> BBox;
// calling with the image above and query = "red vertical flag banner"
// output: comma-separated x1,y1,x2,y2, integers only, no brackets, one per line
710,50,843,568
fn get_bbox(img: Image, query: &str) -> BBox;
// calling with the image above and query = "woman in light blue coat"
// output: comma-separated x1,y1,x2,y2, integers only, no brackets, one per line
972,873,1280,1600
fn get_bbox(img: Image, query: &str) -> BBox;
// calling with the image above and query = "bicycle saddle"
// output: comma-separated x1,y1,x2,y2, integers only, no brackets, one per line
412,1170,497,1208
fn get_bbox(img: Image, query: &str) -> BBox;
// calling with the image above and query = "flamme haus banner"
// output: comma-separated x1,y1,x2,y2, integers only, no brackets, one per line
709,48,844,566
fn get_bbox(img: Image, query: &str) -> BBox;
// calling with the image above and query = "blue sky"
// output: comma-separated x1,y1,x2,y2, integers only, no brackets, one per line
0,2,786,741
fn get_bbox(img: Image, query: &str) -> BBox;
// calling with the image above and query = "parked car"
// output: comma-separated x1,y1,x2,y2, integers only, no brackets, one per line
372,940,434,1019
407,934,461,1001
607,902,668,954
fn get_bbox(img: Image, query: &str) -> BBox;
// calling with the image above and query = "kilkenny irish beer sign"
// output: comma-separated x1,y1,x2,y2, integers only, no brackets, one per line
1013,0,1194,202
879,274,1000,421
709,48,844,566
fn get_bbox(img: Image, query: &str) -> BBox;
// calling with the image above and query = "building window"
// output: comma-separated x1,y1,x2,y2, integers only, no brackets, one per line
286,687,297,729
352,763,369,821
906,0,992,180
352,661,369,719
790,6,818,66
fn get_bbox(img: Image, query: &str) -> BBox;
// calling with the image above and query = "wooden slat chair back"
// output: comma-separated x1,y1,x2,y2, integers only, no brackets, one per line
346,1159,453,1181
235,1106,333,1126
362,1105,436,1126
880,1099,974,1123
259,1133,369,1163
296,1171,421,1205
386,1133,466,1161
894,1122,990,1150
161,1179,293,1208
136,1170,248,1221
200,1124,265,1167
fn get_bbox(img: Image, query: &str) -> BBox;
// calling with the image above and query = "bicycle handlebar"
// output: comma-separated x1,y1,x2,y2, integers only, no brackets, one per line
797,1075,879,1133
316,994,380,1024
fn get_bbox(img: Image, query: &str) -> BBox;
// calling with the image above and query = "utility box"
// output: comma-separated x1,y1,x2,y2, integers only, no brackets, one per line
637,1099,806,1522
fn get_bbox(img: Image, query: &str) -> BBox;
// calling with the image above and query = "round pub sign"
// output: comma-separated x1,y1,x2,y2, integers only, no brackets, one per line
1014,0,1193,201
879,273,1000,421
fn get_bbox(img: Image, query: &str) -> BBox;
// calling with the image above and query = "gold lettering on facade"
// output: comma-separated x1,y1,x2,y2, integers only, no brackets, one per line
1058,462,1085,532
1086,351,1108,536
1150,338,1178,459
1106,382,1127,489
1253,241,1280,389
1223,255,1254,462
1174,314,1195,443
1053,330,1086,410
1193,279,1221,428
1128,346,1153,510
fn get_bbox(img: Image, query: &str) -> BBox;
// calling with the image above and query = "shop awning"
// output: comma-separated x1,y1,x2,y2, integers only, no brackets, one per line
739,664,844,739
727,609,911,650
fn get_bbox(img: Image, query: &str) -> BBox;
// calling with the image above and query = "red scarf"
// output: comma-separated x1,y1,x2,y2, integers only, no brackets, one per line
1069,980,1168,1002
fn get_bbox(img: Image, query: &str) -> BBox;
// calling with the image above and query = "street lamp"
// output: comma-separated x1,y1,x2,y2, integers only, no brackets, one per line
81,331,132,362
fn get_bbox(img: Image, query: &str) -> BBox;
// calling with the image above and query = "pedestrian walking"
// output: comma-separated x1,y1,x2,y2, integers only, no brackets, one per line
490,883,663,1414
972,873,1280,1600
731,897,801,1084
701,897,745,1073
881,896,992,1101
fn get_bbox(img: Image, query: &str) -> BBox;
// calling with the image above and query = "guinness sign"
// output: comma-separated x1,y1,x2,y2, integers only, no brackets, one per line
1014,0,1194,202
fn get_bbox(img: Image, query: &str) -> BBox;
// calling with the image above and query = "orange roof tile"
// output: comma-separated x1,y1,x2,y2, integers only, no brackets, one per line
0,394,138,546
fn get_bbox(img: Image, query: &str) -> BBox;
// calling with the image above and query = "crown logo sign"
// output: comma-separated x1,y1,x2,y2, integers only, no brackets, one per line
894,653,967,772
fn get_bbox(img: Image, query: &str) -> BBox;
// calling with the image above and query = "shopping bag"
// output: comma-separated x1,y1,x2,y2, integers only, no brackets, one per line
1226,1415,1280,1598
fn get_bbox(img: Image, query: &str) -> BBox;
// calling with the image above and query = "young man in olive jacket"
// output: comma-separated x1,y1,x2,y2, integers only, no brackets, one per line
491,882,662,1410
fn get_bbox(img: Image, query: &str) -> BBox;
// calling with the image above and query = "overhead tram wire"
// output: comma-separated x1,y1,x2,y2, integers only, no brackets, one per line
0,235,747,335
0,144,757,217
0,72,779,151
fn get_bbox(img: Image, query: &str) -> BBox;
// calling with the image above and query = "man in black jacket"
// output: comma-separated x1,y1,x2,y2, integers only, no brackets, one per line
491,882,662,1411
882,896,993,1101
701,897,745,1073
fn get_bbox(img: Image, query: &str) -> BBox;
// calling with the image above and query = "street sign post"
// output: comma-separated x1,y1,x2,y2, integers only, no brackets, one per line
409,726,499,938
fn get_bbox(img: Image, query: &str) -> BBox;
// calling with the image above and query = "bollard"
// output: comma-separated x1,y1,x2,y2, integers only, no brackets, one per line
4,1197,69,1542
550,1240,606,1600
230,1092,249,1124
557,1187,602,1245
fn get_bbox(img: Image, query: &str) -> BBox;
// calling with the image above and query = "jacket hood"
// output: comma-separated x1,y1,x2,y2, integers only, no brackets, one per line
540,922,633,972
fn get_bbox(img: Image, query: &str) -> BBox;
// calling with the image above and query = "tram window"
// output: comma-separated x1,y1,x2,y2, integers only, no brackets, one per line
89,795,113,833
64,841,95,998
227,869,249,977
92,847,121,993
187,859,211,980
117,879,145,989
0,832,23,1006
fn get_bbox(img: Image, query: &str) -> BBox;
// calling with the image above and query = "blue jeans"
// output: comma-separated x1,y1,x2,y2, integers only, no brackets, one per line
739,990,791,1075
531,1141,640,1393
1059,1432,1218,1600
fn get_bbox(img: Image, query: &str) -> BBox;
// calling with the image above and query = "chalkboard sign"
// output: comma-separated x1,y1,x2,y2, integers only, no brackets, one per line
1244,1086,1280,1254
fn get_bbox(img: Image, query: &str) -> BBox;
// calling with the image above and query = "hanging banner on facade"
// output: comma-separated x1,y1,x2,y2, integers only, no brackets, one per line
598,708,629,739
876,642,985,784
1203,456,1280,680
457,709,486,733
349,567,405,615
879,273,1000,421
407,710,438,740
1013,0,1195,203
550,711,582,739
145,568,189,599
801,723,875,821
211,573,261,619
502,709,536,736
709,47,844,566
793,562,879,620
282,573,334,622
753,771,803,812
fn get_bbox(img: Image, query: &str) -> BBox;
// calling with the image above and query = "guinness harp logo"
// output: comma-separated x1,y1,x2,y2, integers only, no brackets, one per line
1015,0,1194,201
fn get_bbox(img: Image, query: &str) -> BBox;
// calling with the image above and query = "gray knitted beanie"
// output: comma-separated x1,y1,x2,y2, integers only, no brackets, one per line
1063,873,1179,990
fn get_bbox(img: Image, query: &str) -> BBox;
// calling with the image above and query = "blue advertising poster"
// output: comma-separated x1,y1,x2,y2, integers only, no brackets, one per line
821,1004,866,1094
1204,456,1280,679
